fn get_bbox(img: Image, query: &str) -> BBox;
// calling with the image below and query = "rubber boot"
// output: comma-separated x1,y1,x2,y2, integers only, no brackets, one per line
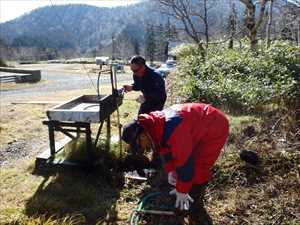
188,184,213,225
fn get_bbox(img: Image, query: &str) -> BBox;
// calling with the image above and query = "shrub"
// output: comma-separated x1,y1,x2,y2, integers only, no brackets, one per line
171,41,300,113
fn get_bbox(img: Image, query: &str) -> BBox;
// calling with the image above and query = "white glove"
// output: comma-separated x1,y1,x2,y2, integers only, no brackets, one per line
136,94,145,104
169,188,194,210
168,171,177,186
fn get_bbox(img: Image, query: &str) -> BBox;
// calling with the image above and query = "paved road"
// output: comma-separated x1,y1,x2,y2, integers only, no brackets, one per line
0,64,133,102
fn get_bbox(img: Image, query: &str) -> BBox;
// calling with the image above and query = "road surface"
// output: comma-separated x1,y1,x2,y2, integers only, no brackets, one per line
0,63,133,102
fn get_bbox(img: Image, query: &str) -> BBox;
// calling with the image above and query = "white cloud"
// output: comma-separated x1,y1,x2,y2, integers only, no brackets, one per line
0,0,140,23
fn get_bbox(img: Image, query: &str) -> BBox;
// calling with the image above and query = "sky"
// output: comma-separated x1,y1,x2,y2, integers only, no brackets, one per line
0,0,140,23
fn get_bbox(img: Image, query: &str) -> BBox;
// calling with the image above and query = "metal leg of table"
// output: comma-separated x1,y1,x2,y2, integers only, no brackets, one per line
85,123,93,160
48,122,56,158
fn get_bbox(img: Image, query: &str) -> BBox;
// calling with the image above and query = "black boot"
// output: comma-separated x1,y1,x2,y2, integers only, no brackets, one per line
188,183,213,225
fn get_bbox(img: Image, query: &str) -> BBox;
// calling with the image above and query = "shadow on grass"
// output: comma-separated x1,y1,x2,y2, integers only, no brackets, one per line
25,160,124,225
24,138,124,225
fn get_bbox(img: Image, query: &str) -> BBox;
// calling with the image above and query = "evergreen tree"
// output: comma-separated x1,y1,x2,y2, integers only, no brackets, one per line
132,38,140,55
145,24,156,64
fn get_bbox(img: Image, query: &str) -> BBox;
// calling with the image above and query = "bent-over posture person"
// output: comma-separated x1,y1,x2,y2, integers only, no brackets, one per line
123,55,166,114
122,103,229,225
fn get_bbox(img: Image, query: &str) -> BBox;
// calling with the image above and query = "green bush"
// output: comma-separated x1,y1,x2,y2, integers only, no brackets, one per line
172,41,300,113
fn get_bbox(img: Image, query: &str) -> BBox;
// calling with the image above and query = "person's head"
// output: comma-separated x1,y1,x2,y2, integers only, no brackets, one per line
130,55,146,77
122,120,152,153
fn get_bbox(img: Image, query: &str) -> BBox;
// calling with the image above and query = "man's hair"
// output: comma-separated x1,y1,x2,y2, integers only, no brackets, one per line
130,55,146,65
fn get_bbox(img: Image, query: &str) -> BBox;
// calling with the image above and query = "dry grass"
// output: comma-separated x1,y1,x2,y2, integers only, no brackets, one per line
0,77,299,224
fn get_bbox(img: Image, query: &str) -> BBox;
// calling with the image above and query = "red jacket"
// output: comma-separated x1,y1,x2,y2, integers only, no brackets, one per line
138,103,229,193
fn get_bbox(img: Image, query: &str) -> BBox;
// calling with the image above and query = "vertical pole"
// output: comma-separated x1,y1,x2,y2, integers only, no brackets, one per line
85,123,93,160
76,126,80,138
106,116,111,151
110,65,114,95
112,65,123,157
94,121,104,148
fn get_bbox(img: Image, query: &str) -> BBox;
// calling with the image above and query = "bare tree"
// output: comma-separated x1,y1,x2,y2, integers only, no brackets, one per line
157,0,217,58
274,0,300,44
239,0,269,50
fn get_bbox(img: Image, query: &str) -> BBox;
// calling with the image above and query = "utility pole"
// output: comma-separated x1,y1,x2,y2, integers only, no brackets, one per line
112,34,115,60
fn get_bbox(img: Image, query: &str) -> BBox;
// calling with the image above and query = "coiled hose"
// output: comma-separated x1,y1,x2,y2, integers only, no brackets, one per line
129,192,175,225
130,192,161,225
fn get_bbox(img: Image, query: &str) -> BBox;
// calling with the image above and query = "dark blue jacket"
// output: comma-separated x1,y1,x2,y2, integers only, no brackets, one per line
132,66,166,104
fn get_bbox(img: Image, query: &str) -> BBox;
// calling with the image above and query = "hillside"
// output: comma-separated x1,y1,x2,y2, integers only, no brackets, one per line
0,0,247,53
0,2,164,51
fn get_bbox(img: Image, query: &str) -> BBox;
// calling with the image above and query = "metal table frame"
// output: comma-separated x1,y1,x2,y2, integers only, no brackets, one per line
35,65,122,169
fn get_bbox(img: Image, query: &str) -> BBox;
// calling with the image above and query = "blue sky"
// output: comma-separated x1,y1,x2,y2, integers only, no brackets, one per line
0,0,140,23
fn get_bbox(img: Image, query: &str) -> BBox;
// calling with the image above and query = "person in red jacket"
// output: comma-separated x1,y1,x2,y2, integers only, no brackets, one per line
122,103,229,225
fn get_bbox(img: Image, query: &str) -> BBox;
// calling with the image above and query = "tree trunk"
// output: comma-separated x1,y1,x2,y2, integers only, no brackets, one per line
204,0,209,50
240,0,268,51
298,22,300,47
228,0,237,49
197,42,206,61
247,3,257,50
266,0,273,48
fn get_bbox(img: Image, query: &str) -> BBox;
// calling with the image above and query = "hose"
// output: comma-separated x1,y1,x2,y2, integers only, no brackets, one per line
129,192,175,225
130,192,161,225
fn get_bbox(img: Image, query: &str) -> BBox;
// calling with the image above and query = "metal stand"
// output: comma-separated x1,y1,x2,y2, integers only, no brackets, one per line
36,117,110,168
35,64,122,170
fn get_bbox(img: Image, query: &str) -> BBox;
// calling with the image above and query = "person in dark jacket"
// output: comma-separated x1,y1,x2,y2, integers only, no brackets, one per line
123,55,167,114
122,103,229,225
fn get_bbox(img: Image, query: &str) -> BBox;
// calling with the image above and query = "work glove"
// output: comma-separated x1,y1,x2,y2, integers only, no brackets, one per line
169,188,194,210
136,94,145,104
168,171,177,186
